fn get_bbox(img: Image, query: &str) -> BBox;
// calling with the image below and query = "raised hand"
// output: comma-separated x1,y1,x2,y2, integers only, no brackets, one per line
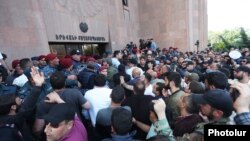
30,66,44,87
152,98,166,120
45,91,65,103
230,82,250,113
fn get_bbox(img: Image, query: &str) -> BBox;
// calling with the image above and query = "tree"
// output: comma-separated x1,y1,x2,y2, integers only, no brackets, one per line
208,27,250,51
239,27,250,48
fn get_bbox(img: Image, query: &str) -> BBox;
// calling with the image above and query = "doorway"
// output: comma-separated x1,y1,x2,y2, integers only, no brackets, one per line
49,43,107,58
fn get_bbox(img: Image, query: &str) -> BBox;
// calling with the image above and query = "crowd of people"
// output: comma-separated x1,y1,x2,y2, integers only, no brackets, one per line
0,42,250,141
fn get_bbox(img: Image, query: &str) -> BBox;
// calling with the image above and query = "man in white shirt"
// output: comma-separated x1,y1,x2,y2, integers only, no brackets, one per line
84,74,112,126
12,58,32,87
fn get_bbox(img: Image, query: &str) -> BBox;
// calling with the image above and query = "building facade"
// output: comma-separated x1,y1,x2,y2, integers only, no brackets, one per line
0,0,207,65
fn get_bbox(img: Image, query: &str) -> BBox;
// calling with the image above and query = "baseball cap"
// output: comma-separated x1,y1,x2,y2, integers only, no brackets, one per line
70,49,81,56
43,103,76,125
192,89,233,117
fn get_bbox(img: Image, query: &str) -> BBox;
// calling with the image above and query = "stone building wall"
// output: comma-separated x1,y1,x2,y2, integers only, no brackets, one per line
0,0,207,66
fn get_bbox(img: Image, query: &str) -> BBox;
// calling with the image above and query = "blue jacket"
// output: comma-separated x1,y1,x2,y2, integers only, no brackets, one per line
77,68,96,89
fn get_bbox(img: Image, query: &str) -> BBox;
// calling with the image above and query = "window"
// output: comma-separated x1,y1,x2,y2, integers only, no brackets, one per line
122,0,128,7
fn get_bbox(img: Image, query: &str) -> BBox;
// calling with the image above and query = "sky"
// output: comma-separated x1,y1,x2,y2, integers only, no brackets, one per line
208,0,250,31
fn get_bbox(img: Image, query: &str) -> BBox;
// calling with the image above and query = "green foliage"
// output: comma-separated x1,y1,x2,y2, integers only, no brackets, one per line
239,27,250,48
208,27,250,51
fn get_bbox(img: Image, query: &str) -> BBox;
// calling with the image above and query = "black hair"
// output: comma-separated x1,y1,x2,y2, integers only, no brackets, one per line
111,86,125,103
113,50,121,57
155,82,165,96
0,94,16,115
144,72,152,82
205,71,228,89
111,108,132,135
19,58,31,70
118,64,126,74
50,71,66,89
219,68,231,78
186,61,194,66
236,66,250,74
94,74,106,87
189,81,205,94
146,60,156,68
184,95,200,114
167,72,181,88
86,63,96,70
162,72,170,80
140,56,145,60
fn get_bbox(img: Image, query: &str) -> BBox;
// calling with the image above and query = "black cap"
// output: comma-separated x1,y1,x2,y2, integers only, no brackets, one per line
43,103,75,125
70,49,81,55
192,89,233,117
236,66,250,74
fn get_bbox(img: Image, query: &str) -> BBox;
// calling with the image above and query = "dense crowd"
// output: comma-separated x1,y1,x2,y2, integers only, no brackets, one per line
0,42,250,141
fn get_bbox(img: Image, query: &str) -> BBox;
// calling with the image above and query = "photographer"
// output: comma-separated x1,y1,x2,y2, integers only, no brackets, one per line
231,82,250,125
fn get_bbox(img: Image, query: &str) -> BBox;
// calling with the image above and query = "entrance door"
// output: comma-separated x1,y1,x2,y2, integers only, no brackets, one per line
49,43,107,58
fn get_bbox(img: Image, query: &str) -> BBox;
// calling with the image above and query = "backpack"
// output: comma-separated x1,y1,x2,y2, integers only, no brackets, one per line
0,83,17,95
